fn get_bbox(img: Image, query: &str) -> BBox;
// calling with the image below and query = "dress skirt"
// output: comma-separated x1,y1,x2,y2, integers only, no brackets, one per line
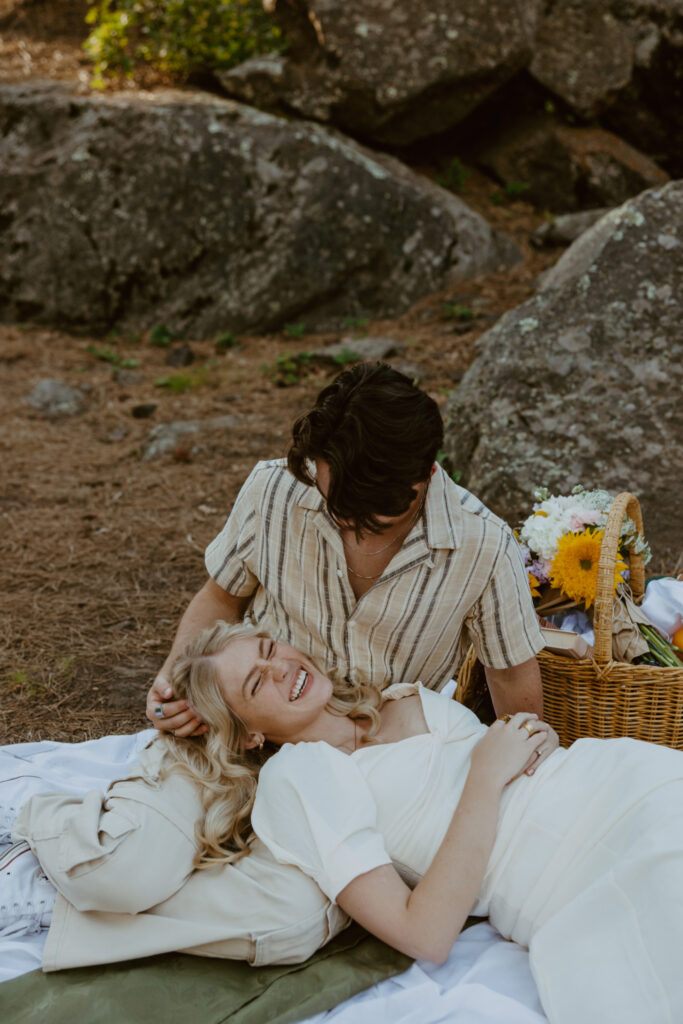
478,738,683,1024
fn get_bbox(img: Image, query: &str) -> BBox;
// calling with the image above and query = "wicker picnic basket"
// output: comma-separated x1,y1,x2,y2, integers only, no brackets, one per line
456,492,683,749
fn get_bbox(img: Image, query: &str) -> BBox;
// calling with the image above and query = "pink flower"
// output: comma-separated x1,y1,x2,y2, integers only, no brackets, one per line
568,510,601,532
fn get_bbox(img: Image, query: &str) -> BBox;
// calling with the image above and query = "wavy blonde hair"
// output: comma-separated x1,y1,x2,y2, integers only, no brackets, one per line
159,620,381,869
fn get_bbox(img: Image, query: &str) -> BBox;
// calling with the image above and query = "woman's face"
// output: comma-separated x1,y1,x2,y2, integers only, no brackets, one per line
215,636,333,747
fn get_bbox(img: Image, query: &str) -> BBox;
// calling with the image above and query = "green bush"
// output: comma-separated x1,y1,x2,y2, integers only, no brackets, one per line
85,0,284,86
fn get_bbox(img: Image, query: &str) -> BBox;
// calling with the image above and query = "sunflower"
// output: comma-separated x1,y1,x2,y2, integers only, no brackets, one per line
549,528,627,609
528,572,541,598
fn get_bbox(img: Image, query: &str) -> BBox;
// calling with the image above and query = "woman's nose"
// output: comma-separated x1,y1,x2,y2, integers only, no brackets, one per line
259,658,287,682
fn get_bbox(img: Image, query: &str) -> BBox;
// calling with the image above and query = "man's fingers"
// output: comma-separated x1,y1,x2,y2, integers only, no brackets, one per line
148,676,174,702
148,699,188,719
171,718,205,738
149,707,194,733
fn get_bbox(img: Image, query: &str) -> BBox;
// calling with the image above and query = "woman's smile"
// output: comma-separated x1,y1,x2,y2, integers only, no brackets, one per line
216,636,334,745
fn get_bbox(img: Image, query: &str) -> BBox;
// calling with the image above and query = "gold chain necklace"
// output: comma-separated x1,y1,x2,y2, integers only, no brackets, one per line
344,488,428,580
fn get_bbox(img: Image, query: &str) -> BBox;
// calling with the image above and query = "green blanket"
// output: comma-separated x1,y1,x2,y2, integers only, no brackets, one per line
0,925,411,1024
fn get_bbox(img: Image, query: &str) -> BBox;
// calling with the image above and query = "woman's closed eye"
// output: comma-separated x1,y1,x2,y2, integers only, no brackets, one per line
251,640,276,696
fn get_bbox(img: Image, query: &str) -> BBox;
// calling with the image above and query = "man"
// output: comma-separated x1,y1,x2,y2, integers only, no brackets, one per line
147,362,549,756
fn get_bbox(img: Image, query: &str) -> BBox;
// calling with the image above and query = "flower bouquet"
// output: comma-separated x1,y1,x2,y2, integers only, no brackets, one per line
518,485,683,668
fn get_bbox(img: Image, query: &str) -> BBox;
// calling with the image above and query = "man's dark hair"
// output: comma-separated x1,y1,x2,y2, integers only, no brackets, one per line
287,362,444,534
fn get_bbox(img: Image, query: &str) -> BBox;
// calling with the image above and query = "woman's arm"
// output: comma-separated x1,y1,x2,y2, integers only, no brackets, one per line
337,712,545,963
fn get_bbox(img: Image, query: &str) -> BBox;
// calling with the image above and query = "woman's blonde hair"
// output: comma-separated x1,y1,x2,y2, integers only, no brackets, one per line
160,620,381,869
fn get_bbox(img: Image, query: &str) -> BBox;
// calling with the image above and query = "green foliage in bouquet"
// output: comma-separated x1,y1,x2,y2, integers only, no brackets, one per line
85,0,285,87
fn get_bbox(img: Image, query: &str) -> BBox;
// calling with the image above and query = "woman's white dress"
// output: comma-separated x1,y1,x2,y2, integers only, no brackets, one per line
252,683,683,1024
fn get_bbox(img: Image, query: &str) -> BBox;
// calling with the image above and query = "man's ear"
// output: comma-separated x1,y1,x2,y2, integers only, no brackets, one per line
244,732,265,751
430,463,437,477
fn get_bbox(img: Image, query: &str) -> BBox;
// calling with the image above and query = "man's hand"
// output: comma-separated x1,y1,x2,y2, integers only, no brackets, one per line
143,579,250,739
146,672,206,737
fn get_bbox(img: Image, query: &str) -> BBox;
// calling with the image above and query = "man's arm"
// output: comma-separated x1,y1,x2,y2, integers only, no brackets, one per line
484,656,558,774
145,578,251,737
484,656,544,719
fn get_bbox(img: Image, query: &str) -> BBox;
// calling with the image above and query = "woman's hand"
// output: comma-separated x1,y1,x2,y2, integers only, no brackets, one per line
470,713,546,792
521,720,559,776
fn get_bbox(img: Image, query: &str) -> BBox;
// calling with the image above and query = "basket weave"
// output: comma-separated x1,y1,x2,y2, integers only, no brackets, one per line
456,492,683,749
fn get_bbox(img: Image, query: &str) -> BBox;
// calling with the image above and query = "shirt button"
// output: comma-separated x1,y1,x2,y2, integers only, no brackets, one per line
337,569,343,577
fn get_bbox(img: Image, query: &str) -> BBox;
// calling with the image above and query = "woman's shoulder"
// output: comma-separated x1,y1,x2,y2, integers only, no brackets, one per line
260,740,351,785
415,683,488,739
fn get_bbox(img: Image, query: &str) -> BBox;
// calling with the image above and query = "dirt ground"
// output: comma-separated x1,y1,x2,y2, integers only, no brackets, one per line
0,3,585,745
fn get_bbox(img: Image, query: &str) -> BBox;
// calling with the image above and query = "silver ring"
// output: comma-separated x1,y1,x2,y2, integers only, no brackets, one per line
153,705,164,719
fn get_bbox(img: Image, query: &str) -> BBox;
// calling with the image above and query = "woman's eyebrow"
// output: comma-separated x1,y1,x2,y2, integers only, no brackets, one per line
241,638,266,698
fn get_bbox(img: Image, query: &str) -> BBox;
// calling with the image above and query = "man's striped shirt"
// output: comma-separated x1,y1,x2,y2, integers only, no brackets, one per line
205,460,544,692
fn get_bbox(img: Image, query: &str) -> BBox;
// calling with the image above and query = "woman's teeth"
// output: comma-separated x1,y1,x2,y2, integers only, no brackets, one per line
290,668,309,701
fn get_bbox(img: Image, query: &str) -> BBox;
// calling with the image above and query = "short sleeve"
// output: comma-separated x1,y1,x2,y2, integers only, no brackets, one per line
252,743,392,902
205,464,264,596
466,531,544,669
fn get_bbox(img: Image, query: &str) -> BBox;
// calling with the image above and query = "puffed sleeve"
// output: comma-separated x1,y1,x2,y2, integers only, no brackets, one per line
251,742,393,902
204,463,265,596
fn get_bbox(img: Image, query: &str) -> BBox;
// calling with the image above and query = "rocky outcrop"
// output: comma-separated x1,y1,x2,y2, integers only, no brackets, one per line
218,0,543,145
442,181,683,563
530,0,683,176
217,2,682,175
0,82,518,338
477,116,668,212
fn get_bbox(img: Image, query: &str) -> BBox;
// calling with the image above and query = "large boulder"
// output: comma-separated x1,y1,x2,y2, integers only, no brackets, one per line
0,82,518,338
477,115,668,212
218,0,543,145
530,0,683,176
442,181,683,564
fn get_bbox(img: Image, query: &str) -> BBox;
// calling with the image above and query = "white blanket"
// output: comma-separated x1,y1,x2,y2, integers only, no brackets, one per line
0,732,547,1022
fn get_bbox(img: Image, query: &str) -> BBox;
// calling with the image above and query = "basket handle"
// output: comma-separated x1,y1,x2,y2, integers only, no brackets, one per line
593,492,646,663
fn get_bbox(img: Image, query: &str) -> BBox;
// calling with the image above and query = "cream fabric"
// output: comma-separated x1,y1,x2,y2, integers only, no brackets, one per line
206,461,544,690
13,741,347,972
253,686,683,1024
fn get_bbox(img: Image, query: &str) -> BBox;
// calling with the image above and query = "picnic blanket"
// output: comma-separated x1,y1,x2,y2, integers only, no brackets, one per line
0,732,548,1023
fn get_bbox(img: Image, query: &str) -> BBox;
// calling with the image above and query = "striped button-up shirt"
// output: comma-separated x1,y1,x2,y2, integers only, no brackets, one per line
205,460,543,692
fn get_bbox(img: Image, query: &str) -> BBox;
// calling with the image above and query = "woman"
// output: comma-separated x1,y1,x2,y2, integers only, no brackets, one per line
160,619,683,1024
6,620,683,1021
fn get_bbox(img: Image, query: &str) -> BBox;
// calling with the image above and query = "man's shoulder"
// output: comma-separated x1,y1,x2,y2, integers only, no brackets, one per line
455,485,511,536
237,459,314,510
436,467,513,544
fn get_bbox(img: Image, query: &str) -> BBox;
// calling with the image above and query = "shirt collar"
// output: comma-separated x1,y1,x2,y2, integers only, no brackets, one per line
423,463,461,550
296,463,461,550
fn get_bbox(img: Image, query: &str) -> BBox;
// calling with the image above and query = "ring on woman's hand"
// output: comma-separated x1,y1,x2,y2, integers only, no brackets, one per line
499,714,512,723
521,720,537,736
172,729,177,736
154,705,165,719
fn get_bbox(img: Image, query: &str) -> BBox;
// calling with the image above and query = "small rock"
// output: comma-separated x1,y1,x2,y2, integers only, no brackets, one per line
113,369,144,386
104,426,128,443
141,415,240,461
25,379,85,417
389,361,422,382
131,403,157,419
165,343,195,368
312,337,399,364
531,209,613,248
